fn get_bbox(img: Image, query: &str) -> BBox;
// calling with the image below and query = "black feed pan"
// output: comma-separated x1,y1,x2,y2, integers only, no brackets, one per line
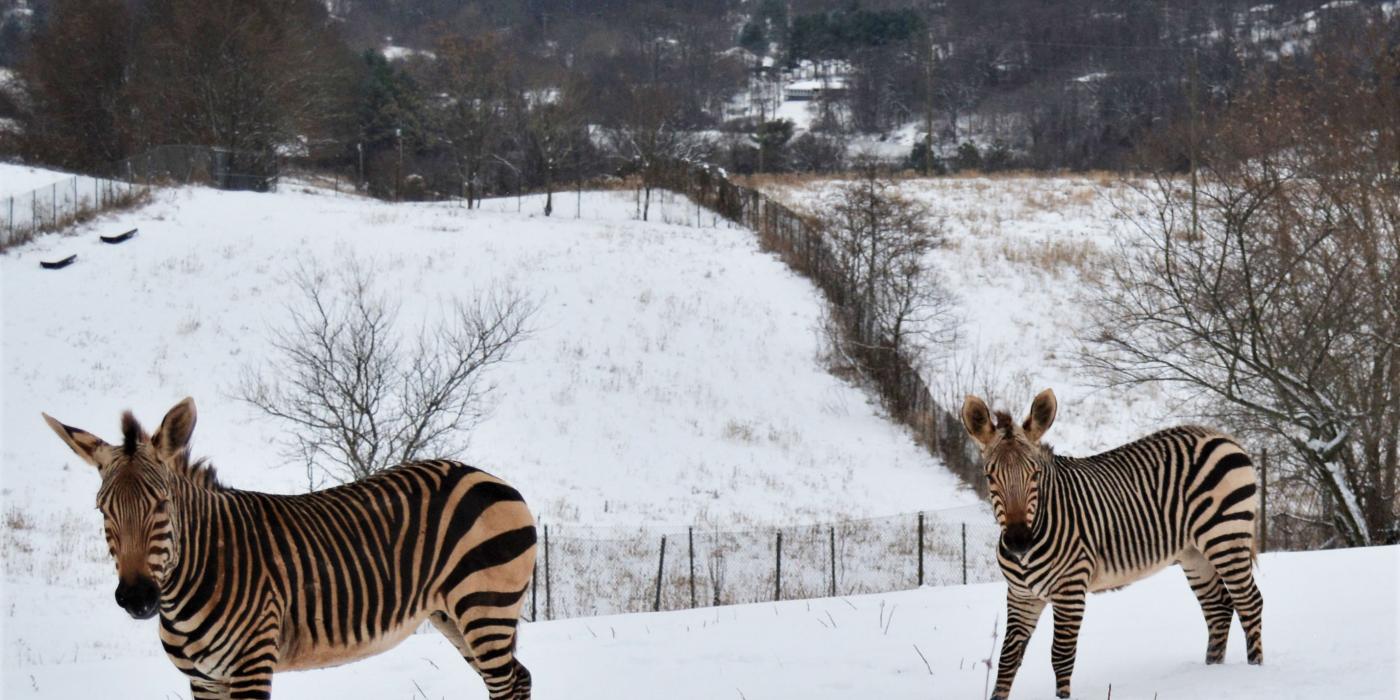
100,228,137,244
40,254,77,270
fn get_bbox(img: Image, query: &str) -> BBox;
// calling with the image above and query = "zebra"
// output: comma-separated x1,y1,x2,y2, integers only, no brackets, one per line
43,398,537,700
960,388,1263,699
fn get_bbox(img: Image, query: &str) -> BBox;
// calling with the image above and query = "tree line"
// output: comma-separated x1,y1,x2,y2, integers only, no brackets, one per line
2,0,1396,191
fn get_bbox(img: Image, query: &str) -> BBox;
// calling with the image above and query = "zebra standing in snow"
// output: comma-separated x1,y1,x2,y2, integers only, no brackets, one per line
961,389,1263,699
44,398,537,699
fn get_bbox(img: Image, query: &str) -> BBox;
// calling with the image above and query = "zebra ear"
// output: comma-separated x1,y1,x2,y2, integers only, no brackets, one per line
961,395,997,448
152,397,197,462
1023,388,1057,443
42,413,111,469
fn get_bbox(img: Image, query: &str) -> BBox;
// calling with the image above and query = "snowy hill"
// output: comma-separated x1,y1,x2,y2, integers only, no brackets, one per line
757,174,1191,456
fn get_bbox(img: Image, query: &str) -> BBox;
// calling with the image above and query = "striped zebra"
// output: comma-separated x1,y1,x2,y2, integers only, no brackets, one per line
961,389,1263,699
43,398,537,699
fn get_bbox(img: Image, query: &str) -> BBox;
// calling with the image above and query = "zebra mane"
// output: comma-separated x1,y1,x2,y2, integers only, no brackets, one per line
169,448,224,491
993,411,1016,438
121,411,146,456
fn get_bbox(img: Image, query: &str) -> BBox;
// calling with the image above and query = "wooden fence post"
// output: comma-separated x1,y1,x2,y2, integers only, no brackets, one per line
829,526,837,597
544,524,552,620
774,531,783,602
531,560,538,621
917,512,925,586
654,535,667,612
961,522,968,585
688,527,696,609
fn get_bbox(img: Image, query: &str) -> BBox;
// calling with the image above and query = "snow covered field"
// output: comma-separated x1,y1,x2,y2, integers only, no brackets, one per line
7,545,1395,699
757,174,1190,457
2,177,984,666
0,162,77,197
3,172,1395,699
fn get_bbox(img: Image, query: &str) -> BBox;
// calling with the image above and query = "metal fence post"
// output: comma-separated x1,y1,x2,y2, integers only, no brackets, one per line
774,531,783,602
961,522,968,585
543,524,552,620
688,527,696,609
917,512,925,586
654,535,667,612
829,526,836,597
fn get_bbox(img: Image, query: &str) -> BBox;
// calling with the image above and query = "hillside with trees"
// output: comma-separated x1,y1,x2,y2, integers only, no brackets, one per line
0,0,1396,195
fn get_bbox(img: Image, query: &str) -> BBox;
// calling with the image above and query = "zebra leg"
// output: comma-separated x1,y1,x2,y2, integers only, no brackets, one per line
991,592,1046,700
1201,545,1264,665
189,679,231,700
1048,586,1088,698
1179,547,1234,664
433,609,530,699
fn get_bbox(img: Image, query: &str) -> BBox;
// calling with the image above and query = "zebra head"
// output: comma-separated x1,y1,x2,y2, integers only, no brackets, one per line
42,398,197,620
961,389,1057,557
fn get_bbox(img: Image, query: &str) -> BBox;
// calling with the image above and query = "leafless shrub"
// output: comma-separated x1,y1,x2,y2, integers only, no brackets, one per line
239,259,537,487
822,159,959,373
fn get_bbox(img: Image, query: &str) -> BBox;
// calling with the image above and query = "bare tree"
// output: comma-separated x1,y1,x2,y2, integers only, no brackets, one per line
1084,39,1399,547
239,261,536,486
824,160,956,365
608,84,709,222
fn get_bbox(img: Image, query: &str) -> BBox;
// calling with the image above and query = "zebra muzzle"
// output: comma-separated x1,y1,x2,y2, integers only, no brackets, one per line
115,577,160,620
1002,523,1033,556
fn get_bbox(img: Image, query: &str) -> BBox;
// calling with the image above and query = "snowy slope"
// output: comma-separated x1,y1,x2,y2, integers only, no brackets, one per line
0,162,82,197
2,180,987,664
759,174,1191,457
6,545,1395,699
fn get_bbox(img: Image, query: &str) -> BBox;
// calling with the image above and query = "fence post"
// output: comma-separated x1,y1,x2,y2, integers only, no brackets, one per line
961,522,968,585
829,526,837,597
688,526,696,609
654,535,667,612
531,560,538,621
774,531,783,602
917,512,925,586
1259,448,1269,553
543,524,552,620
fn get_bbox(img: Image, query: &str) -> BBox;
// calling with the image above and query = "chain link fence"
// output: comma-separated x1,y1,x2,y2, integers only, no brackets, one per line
527,506,1000,621
1,174,147,250
3,145,280,251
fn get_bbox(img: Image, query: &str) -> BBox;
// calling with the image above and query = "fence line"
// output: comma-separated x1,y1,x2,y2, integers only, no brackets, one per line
1,174,147,250
655,161,985,494
530,506,999,621
2,145,280,251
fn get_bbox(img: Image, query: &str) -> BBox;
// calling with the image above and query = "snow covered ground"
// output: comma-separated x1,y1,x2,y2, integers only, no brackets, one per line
6,545,1394,699
2,177,985,663
0,162,83,198
757,174,1190,457
3,173,1394,699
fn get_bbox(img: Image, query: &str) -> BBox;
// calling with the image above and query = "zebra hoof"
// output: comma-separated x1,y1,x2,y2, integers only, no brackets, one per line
1205,656,1224,665
1249,657,1264,666
1057,690,1071,699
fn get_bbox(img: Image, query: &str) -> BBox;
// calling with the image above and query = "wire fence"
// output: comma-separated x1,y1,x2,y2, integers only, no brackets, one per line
528,506,1000,621
2,145,280,251
1,175,147,250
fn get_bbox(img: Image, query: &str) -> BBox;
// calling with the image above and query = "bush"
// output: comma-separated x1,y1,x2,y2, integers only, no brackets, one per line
954,141,981,171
